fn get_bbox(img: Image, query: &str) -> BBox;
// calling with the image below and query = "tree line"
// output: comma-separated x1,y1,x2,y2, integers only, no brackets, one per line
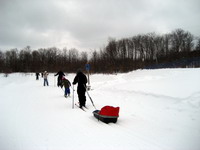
0,46,88,73
0,28,200,73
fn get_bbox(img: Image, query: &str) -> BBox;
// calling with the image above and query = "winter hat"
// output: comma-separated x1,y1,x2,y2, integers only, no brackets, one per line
77,68,82,74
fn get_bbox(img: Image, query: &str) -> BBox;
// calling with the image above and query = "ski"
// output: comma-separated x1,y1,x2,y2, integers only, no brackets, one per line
64,95,71,98
83,106,88,109
75,103,86,112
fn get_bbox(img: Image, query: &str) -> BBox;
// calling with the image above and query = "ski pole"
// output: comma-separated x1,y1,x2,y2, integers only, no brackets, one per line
72,85,74,109
54,75,55,87
84,85,96,110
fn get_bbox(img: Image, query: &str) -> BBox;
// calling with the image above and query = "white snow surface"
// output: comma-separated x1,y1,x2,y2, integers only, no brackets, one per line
0,68,200,150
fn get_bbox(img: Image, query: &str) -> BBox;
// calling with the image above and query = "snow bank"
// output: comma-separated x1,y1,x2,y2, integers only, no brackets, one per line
0,68,200,150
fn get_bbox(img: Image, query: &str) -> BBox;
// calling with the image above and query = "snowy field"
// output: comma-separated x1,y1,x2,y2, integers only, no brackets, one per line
0,68,200,150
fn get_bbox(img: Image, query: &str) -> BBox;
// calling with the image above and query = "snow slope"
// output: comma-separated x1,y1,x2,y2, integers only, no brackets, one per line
0,68,200,150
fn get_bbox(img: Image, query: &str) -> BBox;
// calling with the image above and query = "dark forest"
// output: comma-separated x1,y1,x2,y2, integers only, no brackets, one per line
1,29,200,73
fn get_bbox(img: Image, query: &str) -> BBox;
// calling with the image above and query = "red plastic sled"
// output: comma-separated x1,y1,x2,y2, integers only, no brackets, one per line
93,106,120,123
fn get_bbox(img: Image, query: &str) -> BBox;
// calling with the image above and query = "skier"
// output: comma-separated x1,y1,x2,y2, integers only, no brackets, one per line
61,76,71,97
43,71,49,86
72,69,87,108
36,72,40,80
55,70,65,87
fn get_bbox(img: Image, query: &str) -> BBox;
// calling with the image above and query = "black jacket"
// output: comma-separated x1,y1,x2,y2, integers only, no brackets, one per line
55,71,65,78
73,72,87,91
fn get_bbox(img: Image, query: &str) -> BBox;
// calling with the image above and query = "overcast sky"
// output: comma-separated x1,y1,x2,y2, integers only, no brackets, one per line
0,0,200,51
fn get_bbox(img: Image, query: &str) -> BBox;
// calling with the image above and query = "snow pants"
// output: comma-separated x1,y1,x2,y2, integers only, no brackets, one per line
77,90,86,107
57,77,62,87
44,79,49,86
65,88,70,96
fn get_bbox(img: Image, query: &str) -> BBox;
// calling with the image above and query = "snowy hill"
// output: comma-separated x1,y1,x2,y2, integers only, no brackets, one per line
0,68,200,150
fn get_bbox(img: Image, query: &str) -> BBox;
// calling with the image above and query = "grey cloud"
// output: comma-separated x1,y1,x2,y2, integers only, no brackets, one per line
0,0,200,51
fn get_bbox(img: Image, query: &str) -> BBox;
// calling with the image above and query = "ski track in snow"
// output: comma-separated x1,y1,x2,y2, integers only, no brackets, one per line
0,69,200,150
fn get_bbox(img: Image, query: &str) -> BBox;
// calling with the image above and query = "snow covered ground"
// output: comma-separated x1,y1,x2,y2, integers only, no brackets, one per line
0,68,200,150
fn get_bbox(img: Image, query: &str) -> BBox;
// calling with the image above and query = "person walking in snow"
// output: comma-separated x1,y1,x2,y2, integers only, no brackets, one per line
61,76,71,97
54,70,65,87
36,72,40,80
72,69,87,108
43,71,49,86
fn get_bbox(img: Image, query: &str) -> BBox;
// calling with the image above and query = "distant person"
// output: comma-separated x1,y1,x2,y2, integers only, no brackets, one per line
72,69,87,108
61,76,71,97
43,71,49,86
36,72,40,80
55,70,65,87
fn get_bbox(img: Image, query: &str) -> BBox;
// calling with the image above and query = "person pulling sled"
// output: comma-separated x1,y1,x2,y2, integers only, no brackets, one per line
72,69,87,108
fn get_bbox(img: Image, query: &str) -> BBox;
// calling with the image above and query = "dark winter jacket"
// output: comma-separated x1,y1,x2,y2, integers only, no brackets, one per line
61,78,71,88
73,72,87,92
55,71,65,79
